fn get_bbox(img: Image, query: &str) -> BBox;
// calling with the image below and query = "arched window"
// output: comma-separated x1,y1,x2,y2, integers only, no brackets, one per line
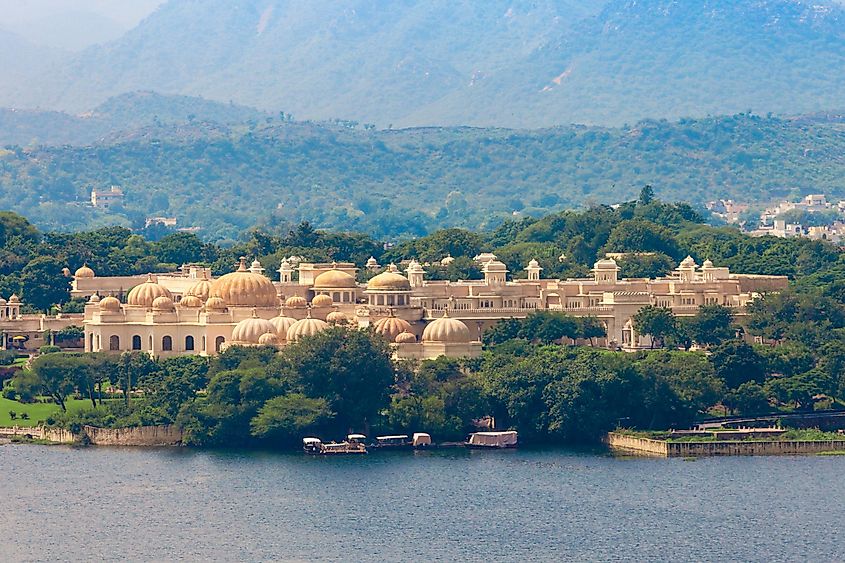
333,292,340,302
215,336,225,353
162,335,173,351
109,335,120,351
185,335,195,351
132,335,142,350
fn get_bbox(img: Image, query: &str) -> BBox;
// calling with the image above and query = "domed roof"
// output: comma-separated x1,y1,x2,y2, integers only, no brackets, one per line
395,330,417,344
152,296,175,311
679,255,697,268
311,294,334,307
210,258,278,307
440,255,455,266
74,264,95,278
205,296,227,311
373,314,412,342
127,274,173,307
366,256,378,266
269,315,296,338
702,259,714,269
99,296,121,311
8,294,20,304
88,293,101,304
367,271,411,291
258,331,279,346
232,313,277,344
285,295,308,308
326,311,348,325
287,314,330,342
313,268,357,289
406,260,425,274
185,277,213,301
422,312,472,343
593,258,619,270
180,294,203,308
527,258,540,268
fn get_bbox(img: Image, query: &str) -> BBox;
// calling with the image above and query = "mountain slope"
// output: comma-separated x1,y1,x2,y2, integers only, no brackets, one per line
1,113,844,239
7,0,845,127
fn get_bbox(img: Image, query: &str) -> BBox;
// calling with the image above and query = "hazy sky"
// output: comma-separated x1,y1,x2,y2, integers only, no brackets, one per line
0,0,165,50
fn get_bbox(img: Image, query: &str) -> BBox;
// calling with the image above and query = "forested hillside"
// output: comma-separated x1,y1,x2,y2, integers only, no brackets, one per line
4,0,845,128
1,113,844,240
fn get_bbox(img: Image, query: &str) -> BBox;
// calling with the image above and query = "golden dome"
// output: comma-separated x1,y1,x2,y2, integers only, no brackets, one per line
127,274,173,307
209,258,278,308
373,315,412,342
269,315,296,338
395,330,417,344
232,313,277,344
313,269,357,289
205,296,227,311
284,295,308,308
311,294,334,308
152,296,175,311
180,295,203,308
185,278,212,301
326,311,348,325
287,314,330,342
99,296,121,311
422,312,472,343
258,331,279,346
367,271,411,291
74,264,95,278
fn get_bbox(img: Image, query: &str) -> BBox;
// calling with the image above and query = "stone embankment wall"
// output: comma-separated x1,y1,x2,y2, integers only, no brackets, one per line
82,425,182,446
606,432,845,457
0,426,76,443
0,425,182,446
604,433,669,456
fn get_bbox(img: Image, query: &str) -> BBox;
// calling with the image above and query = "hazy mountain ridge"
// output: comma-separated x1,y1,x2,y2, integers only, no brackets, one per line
4,0,845,127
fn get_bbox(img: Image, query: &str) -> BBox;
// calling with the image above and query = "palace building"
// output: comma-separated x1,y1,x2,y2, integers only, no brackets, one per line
70,254,787,360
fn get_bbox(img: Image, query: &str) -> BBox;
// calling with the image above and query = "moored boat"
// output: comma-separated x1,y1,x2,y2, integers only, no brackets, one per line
465,431,518,449
302,436,368,455
374,435,412,449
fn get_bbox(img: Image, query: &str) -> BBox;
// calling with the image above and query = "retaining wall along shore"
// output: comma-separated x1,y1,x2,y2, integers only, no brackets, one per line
0,425,182,446
606,432,845,456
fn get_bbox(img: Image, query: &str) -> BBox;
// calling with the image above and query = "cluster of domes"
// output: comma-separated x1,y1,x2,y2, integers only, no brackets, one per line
422,312,472,343
209,258,277,308
127,274,173,307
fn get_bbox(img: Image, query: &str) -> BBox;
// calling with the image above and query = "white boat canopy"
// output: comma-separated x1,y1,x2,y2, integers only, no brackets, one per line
347,434,367,440
302,437,322,444
376,435,409,440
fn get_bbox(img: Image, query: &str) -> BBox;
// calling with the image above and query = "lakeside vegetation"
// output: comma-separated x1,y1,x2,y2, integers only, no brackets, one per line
0,193,843,447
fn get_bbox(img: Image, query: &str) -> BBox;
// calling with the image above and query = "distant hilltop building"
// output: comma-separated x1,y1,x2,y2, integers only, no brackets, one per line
90,186,124,209
145,217,177,228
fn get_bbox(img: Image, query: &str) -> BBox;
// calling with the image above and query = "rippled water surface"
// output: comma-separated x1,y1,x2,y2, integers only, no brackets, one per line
1,444,844,562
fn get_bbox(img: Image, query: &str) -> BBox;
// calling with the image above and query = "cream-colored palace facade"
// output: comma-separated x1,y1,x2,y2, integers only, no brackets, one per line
66,253,787,360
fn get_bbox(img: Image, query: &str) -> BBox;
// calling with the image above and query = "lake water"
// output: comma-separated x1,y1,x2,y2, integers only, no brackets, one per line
1,444,843,562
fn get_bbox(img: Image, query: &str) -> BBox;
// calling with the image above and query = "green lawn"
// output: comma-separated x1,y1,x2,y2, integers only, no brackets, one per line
0,397,94,427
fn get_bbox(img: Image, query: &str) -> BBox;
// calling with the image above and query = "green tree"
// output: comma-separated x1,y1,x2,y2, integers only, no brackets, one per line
20,256,69,311
723,382,770,415
632,306,676,348
687,305,735,347
709,341,767,389
250,394,334,444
